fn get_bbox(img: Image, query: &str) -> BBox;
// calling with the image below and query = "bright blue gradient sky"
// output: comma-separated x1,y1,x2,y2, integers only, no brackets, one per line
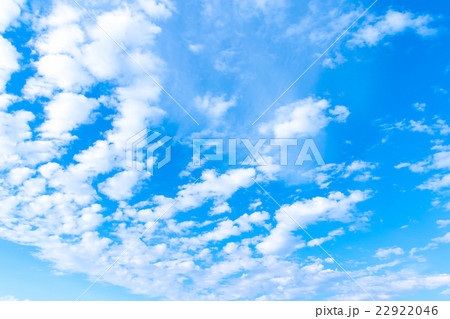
0,0,449,301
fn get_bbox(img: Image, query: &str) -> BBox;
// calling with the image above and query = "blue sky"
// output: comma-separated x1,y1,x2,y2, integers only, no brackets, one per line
0,0,450,301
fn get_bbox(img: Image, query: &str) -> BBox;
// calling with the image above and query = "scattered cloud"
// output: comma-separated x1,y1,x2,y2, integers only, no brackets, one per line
257,190,370,256
259,97,349,138
374,247,404,259
0,35,20,92
437,220,450,229
349,10,436,47
433,232,450,244
194,93,237,121
307,227,345,247
413,102,426,112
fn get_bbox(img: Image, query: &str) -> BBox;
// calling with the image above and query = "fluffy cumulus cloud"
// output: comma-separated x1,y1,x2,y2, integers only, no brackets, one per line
259,97,349,138
0,35,20,92
0,0,175,297
98,170,142,200
38,93,99,140
0,0,24,32
349,10,436,47
256,190,370,256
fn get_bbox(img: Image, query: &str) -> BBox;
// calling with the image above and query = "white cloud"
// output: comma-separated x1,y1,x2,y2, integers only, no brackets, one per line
0,0,24,32
72,140,116,177
287,2,361,44
0,94,20,110
200,211,269,242
107,78,165,148
374,247,404,259
334,271,450,301
343,160,378,181
437,220,450,229
409,230,450,261
413,102,426,111
234,0,287,15
249,199,262,210
35,23,85,56
396,145,450,189
430,149,450,169
91,6,162,48
38,93,99,140
303,164,344,189
24,1,166,102
31,54,93,94
0,0,448,302
0,109,34,169
38,2,82,28
433,232,450,244
77,205,104,232
329,105,350,122
307,227,345,247
0,36,20,92
322,52,347,69
394,159,431,173
418,174,450,191
138,0,173,19
194,93,236,121
0,5,173,297
171,168,256,214
349,10,436,47
98,170,142,201
188,43,204,53
287,7,436,71
209,202,231,215
366,260,400,273
257,190,370,255
435,119,450,135
353,172,379,182
301,160,377,189
387,118,450,136
409,119,434,134
259,97,349,138
7,167,34,186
